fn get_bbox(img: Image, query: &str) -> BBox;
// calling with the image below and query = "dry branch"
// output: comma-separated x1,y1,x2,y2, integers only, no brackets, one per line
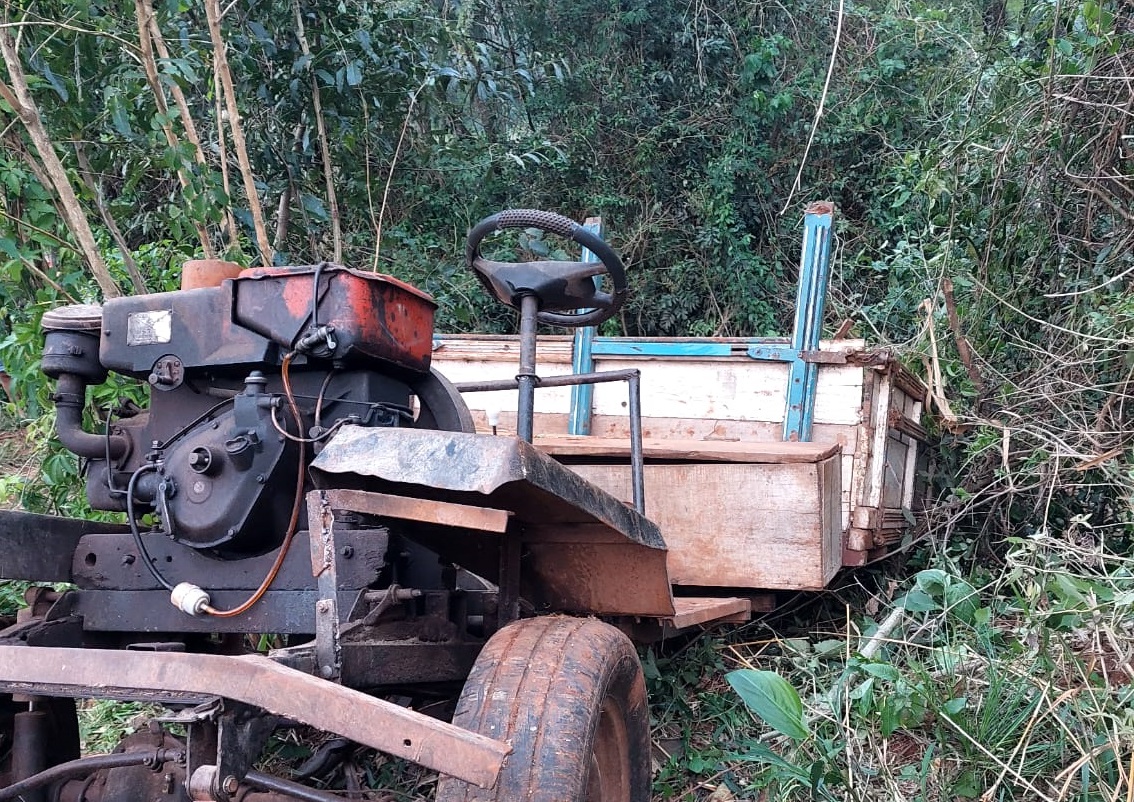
144,3,238,249
212,67,238,251
74,145,148,294
0,30,121,298
942,277,984,394
204,0,273,266
133,0,215,259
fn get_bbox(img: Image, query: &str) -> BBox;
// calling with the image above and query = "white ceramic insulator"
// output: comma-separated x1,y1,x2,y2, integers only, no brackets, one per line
170,582,211,616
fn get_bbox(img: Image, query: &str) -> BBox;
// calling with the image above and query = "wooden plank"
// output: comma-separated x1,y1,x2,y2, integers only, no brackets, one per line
891,361,928,402
320,489,510,533
900,400,924,509
667,596,752,628
883,435,908,508
535,435,838,463
819,453,842,581
590,358,866,425
562,457,841,590
865,370,892,509
432,334,575,363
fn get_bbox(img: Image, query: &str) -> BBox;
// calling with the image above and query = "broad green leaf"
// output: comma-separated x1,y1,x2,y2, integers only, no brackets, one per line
897,588,938,612
726,669,809,740
346,60,362,87
0,238,23,261
862,663,900,682
726,744,809,781
942,697,966,715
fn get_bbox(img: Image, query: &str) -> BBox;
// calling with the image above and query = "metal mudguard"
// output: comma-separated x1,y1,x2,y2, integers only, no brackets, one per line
311,426,675,617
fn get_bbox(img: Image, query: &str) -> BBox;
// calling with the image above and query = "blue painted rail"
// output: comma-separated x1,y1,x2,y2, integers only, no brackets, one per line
567,202,836,441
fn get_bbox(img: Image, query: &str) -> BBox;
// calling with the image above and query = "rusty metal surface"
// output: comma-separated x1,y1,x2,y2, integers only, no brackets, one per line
70,529,387,591
99,283,274,378
339,640,483,686
233,266,436,372
0,646,509,788
522,542,673,616
58,590,359,634
311,426,674,616
0,511,129,582
311,426,662,544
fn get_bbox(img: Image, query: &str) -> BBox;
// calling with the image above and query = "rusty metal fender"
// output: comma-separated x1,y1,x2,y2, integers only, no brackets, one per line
310,427,675,617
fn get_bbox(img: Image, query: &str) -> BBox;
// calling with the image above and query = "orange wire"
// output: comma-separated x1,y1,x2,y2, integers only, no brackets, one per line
205,352,306,618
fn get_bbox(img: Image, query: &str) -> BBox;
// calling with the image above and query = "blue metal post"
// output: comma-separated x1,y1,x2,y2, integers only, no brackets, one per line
568,217,603,435
782,201,835,441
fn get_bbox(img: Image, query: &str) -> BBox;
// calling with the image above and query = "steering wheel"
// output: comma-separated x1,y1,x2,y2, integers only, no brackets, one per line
465,209,628,328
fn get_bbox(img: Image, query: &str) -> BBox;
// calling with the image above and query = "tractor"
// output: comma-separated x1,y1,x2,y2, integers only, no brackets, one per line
1,209,668,802
1,203,931,802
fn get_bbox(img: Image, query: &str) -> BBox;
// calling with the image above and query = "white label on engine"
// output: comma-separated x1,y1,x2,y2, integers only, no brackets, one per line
127,310,172,345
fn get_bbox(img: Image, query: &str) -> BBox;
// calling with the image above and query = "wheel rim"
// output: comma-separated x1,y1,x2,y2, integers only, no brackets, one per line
586,697,631,801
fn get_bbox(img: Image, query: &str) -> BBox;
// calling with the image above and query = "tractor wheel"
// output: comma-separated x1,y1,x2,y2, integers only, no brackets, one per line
435,616,650,802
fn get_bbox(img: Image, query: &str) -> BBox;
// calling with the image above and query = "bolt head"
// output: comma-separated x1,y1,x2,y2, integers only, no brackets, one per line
222,775,240,794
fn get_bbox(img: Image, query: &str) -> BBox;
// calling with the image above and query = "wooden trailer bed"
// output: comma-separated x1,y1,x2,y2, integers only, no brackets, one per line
431,334,930,593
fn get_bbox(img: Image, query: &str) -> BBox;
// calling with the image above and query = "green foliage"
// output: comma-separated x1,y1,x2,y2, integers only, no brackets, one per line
1,0,1133,798
726,669,809,740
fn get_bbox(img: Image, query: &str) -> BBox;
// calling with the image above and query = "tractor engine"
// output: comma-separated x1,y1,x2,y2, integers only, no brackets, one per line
39,264,439,557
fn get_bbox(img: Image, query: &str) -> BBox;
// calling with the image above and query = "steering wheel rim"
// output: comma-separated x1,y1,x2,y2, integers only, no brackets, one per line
465,209,628,328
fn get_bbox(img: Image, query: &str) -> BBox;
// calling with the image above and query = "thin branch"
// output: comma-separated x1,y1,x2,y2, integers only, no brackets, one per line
0,209,77,302
212,64,238,251
274,123,304,253
133,0,215,259
74,144,148,294
144,3,239,250
0,19,139,52
372,82,425,270
204,0,273,266
779,0,845,215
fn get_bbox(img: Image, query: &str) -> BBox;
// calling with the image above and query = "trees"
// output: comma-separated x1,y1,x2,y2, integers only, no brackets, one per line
0,0,1130,539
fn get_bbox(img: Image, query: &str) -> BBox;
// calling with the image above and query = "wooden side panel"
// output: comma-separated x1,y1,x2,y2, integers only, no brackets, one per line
432,336,867,426
819,453,843,582
590,358,865,425
561,457,841,590
882,434,908,508
430,334,931,577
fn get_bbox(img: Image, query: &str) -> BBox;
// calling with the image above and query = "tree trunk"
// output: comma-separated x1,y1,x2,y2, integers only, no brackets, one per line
133,0,216,260
74,145,149,294
143,1,239,252
293,0,341,263
204,0,274,267
0,31,122,298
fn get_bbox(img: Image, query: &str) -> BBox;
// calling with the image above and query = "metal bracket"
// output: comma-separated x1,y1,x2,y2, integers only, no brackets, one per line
310,491,342,681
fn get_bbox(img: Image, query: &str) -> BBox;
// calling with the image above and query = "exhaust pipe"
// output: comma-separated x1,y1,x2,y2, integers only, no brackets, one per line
41,304,128,461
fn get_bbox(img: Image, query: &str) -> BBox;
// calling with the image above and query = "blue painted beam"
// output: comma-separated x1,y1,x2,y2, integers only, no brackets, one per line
568,218,603,435
591,340,736,357
783,202,835,441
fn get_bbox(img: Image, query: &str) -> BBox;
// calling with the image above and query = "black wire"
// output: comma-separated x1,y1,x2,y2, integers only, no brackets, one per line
125,464,176,592
311,261,328,330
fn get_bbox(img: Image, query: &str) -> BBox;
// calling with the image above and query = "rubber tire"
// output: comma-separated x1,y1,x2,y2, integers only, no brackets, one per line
435,616,650,802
